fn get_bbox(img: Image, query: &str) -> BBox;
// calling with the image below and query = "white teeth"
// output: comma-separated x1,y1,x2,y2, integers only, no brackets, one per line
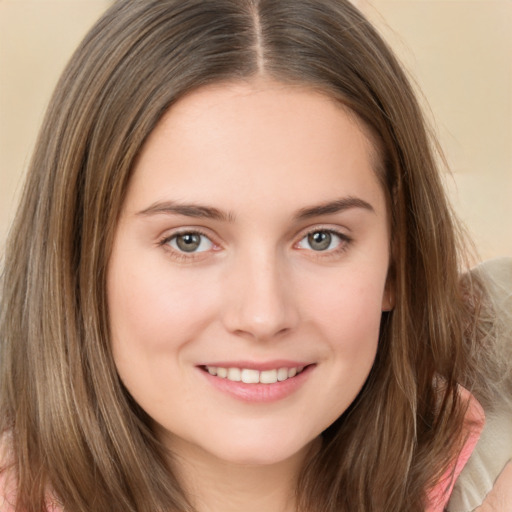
205,365,305,384
277,367,289,381
227,367,241,381
260,369,278,384
241,369,259,384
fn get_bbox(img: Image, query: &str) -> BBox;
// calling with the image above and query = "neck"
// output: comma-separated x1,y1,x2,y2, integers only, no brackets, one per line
169,439,319,512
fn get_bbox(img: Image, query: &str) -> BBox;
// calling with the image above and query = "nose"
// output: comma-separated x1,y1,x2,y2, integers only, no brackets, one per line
221,249,299,341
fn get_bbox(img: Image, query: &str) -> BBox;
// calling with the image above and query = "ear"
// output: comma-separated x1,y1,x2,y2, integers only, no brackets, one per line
381,275,395,312
382,229,397,312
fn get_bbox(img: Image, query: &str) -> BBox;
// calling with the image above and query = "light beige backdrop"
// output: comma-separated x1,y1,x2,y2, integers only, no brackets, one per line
1,0,511,260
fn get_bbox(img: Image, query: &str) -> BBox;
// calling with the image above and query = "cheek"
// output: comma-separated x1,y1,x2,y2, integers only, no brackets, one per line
106,256,220,412
303,268,386,339
107,256,220,352
294,276,383,433
299,268,385,398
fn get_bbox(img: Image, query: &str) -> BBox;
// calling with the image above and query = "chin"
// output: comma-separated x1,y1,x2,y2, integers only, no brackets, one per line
201,434,318,468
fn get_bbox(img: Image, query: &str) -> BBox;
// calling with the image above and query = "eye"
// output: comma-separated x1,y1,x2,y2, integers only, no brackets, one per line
167,232,213,253
296,230,346,252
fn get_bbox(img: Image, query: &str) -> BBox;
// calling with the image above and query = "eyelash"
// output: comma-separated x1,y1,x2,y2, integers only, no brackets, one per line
295,228,352,258
158,227,352,262
158,228,216,262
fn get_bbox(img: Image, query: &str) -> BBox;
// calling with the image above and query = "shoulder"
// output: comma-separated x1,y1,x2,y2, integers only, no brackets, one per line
447,258,512,512
0,433,63,512
0,476,16,512
426,389,485,512
447,407,512,512
0,433,16,512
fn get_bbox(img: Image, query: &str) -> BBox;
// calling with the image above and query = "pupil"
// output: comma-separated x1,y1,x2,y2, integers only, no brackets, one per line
177,233,201,252
308,231,331,251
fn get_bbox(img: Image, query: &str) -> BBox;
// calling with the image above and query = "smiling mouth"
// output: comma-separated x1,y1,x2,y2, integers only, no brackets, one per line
201,365,307,384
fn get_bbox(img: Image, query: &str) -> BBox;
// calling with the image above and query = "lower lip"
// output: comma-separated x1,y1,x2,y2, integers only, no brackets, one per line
199,365,315,403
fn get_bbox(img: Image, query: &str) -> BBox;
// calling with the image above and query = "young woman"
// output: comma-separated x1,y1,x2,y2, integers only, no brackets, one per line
1,1,510,511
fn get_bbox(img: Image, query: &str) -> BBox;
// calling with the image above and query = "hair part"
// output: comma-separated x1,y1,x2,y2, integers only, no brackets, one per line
1,1,486,511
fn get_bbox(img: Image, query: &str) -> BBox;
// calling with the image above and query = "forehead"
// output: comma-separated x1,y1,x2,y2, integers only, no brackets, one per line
126,79,386,217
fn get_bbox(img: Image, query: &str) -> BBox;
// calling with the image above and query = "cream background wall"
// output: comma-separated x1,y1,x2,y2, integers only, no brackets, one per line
1,0,511,259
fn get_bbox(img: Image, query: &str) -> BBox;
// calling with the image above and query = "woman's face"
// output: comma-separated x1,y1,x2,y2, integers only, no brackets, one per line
107,80,393,468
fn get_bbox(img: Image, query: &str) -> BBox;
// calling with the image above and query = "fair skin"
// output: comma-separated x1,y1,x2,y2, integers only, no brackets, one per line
107,79,392,512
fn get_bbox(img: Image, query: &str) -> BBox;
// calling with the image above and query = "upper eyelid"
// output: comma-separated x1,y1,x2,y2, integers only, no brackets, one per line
158,226,218,244
295,224,351,241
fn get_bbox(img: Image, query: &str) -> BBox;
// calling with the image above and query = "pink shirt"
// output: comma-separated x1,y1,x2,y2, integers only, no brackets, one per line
425,389,485,511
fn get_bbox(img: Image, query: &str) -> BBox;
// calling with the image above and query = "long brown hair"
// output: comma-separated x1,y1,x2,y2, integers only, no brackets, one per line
0,0,485,510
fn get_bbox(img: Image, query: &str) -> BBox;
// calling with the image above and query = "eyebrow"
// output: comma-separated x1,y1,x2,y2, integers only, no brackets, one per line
294,196,375,220
136,196,374,222
137,201,235,222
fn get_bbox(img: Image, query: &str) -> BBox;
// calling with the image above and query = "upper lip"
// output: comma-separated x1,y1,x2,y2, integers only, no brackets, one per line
198,360,313,371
